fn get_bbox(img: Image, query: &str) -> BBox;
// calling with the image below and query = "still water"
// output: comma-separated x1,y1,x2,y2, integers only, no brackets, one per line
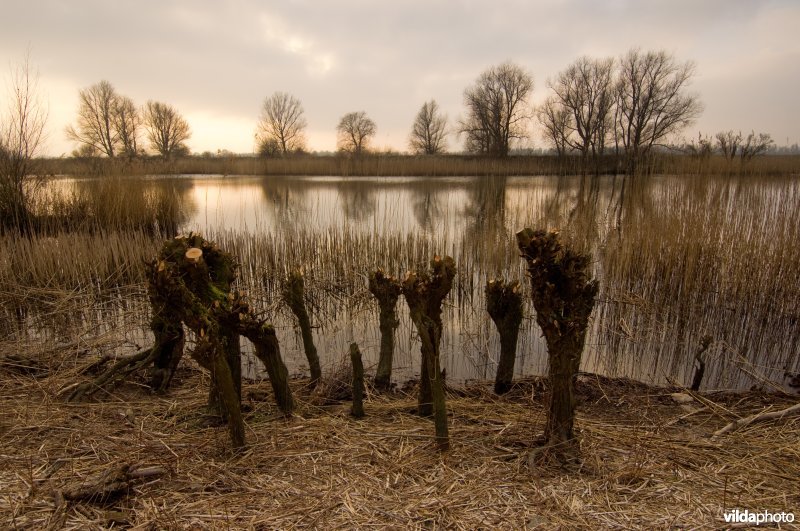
49,174,800,391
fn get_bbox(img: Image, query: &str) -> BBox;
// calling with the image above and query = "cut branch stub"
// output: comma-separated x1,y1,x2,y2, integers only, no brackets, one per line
368,269,402,391
486,279,524,395
402,255,455,451
185,247,203,264
516,228,598,463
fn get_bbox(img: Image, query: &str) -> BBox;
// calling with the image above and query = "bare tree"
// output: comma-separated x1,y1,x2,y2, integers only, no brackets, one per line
614,49,702,173
684,132,713,159
113,95,141,157
66,80,120,157
739,131,774,162
715,130,741,161
459,62,533,157
0,54,47,230
256,92,307,156
547,56,615,167
143,101,191,157
409,100,447,154
336,111,376,155
536,96,570,157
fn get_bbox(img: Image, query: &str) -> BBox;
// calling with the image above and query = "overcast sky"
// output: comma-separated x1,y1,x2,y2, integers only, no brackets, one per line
2,0,798,156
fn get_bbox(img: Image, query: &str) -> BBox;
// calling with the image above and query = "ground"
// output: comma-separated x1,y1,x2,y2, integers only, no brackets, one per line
1,356,798,530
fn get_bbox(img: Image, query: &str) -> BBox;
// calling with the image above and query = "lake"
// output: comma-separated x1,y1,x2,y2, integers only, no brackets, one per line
35,173,800,391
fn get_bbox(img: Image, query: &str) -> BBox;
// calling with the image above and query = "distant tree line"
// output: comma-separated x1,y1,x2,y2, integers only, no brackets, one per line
253,48,714,175
66,80,191,158
51,48,782,175
684,130,775,163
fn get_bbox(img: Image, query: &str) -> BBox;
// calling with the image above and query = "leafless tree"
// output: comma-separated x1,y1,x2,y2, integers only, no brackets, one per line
715,130,741,160
113,96,141,157
739,131,774,162
614,49,702,173
143,101,191,157
536,96,570,157
684,132,713,159
336,111,376,155
66,80,120,157
256,92,307,156
0,54,47,230
459,62,533,157
409,100,447,155
547,56,615,166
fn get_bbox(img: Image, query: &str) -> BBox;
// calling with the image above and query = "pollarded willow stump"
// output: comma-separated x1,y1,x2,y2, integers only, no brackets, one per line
368,269,402,391
69,233,294,450
402,256,456,451
282,270,322,387
486,279,523,395
516,229,598,464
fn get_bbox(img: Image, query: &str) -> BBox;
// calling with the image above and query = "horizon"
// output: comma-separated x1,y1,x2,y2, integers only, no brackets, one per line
2,1,798,157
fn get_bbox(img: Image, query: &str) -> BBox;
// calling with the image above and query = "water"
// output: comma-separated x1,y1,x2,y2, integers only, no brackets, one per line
31,174,800,391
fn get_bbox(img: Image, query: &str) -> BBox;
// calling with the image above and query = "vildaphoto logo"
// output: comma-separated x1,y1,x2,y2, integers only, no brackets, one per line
723,509,795,525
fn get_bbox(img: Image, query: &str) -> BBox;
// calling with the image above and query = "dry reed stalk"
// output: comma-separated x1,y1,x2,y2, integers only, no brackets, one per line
2,356,799,529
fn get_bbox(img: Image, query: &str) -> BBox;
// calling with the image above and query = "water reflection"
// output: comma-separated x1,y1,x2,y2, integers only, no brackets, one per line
27,174,800,392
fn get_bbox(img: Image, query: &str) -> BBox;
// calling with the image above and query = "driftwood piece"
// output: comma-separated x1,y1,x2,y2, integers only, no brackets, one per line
486,279,523,395
368,269,402,391
403,255,456,451
711,402,800,439
61,463,167,504
282,270,322,387
350,342,365,418
517,229,598,464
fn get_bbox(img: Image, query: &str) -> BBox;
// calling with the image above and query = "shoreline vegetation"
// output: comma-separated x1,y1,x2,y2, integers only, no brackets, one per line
38,152,800,179
2,158,799,526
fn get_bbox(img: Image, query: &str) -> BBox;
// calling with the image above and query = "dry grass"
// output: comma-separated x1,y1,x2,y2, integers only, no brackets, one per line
2,337,798,529
40,153,800,179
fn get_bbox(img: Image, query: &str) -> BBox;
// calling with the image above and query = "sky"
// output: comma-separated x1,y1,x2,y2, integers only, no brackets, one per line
1,0,798,156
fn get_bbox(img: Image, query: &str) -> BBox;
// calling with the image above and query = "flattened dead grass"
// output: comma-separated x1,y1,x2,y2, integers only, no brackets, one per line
1,347,798,530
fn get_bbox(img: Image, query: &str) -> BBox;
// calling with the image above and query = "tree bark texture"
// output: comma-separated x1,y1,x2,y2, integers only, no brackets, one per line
516,229,598,461
282,270,322,387
402,256,456,451
486,279,524,395
368,269,402,391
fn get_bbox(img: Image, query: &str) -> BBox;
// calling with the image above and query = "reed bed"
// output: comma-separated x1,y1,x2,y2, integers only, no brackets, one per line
2,172,798,391
1,355,798,529
41,153,800,179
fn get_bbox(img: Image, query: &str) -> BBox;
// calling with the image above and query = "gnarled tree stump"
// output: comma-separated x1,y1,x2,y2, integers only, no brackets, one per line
69,234,294,450
517,229,598,464
368,269,402,391
403,256,455,451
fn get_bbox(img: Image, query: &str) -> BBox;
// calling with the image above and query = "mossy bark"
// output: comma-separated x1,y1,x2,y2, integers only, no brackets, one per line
368,270,402,391
402,256,455,451
486,279,523,395
516,229,598,463
238,320,293,415
350,342,365,418
148,318,185,393
282,270,322,387
70,233,294,449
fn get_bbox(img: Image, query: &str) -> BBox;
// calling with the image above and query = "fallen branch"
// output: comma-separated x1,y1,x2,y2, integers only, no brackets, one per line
61,463,167,504
712,402,800,439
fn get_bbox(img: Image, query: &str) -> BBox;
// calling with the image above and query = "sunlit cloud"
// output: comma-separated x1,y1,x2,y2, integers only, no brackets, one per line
259,12,336,77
